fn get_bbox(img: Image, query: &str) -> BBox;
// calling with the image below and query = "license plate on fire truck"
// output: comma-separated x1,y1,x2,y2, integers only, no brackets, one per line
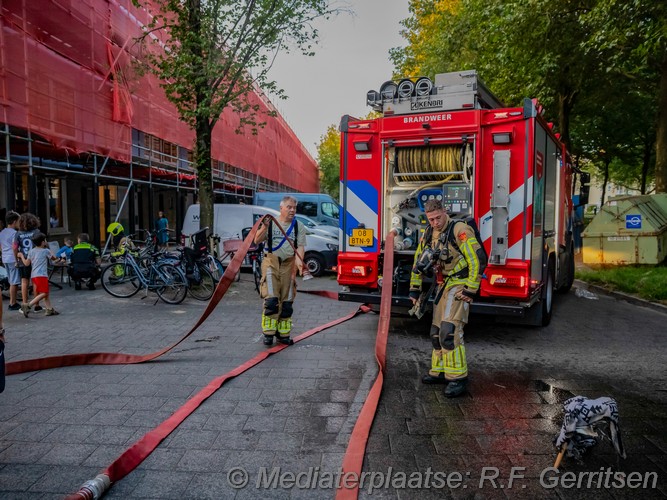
349,228,373,247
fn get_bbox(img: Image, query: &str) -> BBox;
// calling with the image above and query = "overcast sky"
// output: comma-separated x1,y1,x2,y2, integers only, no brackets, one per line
267,1,411,159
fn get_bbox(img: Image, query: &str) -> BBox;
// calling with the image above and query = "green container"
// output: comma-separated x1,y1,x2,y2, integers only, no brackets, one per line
582,194,667,265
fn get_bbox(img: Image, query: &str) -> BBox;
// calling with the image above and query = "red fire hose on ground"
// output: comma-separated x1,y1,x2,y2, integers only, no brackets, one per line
6,219,264,376
66,304,369,499
336,230,395,500
6,221,395,499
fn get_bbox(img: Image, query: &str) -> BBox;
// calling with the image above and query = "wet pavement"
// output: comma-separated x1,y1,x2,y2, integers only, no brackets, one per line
367,291,667,499
0,273,666,498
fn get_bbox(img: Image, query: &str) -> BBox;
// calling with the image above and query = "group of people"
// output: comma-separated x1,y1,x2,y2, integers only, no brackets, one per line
0,212,60,331
253,195,483,398
0,199,482,401
0,212,105,322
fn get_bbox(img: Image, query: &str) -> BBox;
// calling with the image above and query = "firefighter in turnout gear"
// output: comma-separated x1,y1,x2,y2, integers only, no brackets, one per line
410,200,484,398
254,196,307,346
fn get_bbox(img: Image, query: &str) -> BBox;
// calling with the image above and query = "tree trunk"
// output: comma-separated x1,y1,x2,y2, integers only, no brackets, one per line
600,158,610,206
641,136,652,195
195,117,214,231
655,51,667,193
187,0,214,232
557,90,576,151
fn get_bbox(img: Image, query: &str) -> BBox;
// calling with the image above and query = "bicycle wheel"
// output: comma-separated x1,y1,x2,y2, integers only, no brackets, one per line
101,262,141,298
207,255,225,281
155,263,188,304
189,265,215,301
253,260,262,294
217,257,241,282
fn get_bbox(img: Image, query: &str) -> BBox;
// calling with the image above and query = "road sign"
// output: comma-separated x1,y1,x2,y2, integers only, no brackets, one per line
625,214,642,229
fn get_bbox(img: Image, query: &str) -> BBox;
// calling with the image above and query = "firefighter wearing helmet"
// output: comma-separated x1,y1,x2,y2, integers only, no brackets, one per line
107,222,131,256
253,196,307,346
409,199,485,398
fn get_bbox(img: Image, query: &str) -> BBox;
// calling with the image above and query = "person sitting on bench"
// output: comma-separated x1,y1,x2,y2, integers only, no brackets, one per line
68,233,101,290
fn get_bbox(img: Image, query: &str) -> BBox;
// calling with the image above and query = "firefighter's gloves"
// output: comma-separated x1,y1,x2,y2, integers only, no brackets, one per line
455,287,476,303
408,289,425,318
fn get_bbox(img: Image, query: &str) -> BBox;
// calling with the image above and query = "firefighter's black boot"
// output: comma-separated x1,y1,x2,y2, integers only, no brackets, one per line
421,373,447,385
263,334,274,346
444,378,468,398
277,336,294,346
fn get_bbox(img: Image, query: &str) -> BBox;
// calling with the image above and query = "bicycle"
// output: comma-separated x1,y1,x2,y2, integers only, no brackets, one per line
207,233,225,280
165,247,217,301
217,238,243,283
101,249,188,304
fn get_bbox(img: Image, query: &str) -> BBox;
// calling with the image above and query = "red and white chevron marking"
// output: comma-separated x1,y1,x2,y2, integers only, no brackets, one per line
479,177,533,261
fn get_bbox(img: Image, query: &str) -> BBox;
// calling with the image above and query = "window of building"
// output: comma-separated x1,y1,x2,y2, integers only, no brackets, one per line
47,178,68,234
143,133,178,166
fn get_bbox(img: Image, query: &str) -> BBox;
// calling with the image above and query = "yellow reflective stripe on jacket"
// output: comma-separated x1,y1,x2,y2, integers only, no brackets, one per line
457,236,481,291
277,318,292,335
410,238,426,289
431,346,468,377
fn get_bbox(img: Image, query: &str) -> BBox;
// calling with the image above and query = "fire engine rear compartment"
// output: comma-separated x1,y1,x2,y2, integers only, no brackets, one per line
337,71,576,325
340,120,539,319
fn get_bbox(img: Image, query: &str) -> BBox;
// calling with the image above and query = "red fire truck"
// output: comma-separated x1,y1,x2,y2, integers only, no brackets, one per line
337,70,583,326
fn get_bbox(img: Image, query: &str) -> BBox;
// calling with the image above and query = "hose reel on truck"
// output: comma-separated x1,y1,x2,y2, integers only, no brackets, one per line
388,141,474,252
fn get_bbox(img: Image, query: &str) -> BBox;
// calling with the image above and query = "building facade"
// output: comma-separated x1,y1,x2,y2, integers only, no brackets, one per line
0,0,318,247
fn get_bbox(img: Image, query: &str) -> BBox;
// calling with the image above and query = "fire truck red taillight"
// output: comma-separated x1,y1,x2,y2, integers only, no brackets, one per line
489,274,526,288
351,266,367,276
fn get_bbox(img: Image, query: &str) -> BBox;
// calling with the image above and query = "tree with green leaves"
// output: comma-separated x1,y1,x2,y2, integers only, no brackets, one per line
392,0,663,194
132,0,337,230
317,124,340,200
582,0,667,193
392,0,602,151
572,75,656,203
316,112,380,200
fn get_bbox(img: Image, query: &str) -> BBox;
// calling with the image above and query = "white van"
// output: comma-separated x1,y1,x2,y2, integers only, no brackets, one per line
253,192,340,227
181,204,338,276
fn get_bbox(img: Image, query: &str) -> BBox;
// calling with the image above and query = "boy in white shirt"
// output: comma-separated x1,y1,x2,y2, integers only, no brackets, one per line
18,233,59,317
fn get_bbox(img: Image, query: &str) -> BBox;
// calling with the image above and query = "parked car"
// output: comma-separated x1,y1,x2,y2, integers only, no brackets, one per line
181,204,338,276
295,214,339,240
252,192,339,227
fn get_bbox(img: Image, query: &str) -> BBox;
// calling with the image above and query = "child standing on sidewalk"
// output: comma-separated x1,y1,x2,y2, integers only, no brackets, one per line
17,233,59,317
13,213,40,312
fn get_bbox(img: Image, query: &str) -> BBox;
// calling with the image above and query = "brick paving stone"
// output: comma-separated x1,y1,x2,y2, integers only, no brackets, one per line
211,430,261,451
175,449,229,472
181,472,237,499
271,401,311,416
80,444,128,468
124,469,194,498
35,443,98,466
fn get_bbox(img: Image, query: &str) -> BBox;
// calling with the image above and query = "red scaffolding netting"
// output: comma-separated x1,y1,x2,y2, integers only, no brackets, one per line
0,0,319,191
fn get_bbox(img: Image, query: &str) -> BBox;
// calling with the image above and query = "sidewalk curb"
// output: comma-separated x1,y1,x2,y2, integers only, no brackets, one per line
574,279,667,315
